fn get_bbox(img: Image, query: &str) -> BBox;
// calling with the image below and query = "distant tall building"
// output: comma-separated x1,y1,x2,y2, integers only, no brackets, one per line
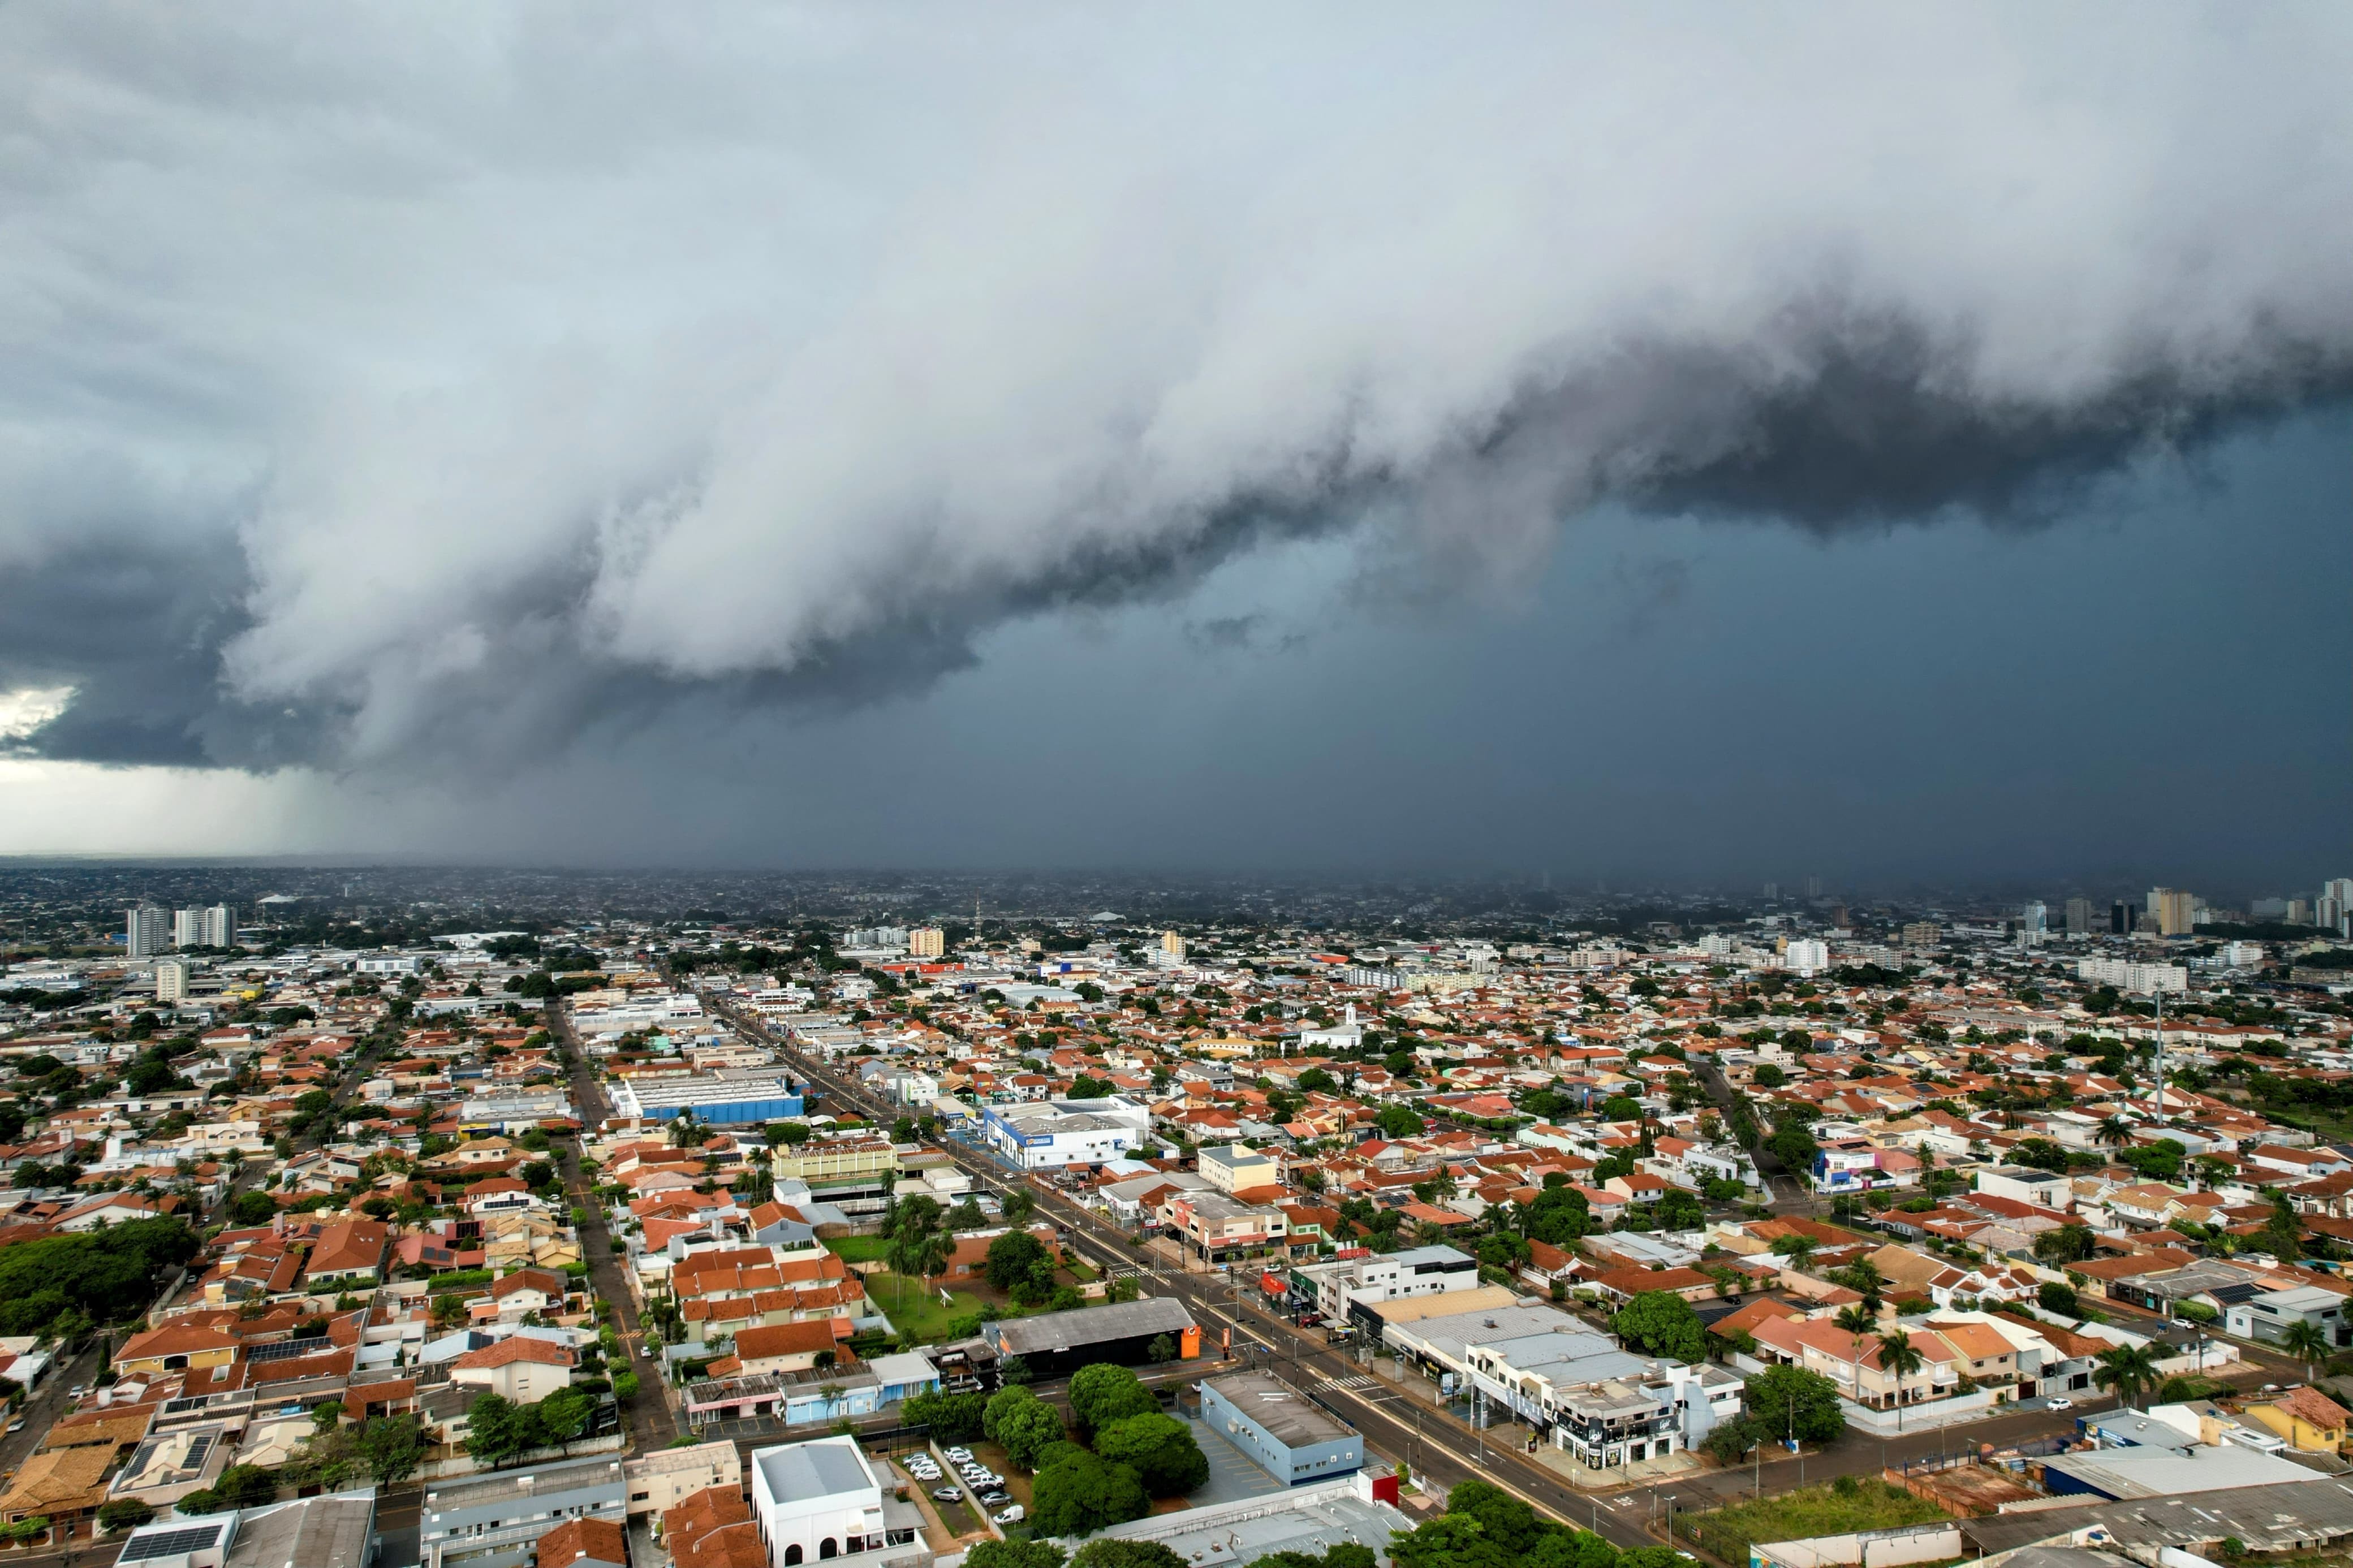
2020,901,2049,937
2064,897,2095,935
2320,878,2353,936
1828,904,1851,931
1901,921,1941,951
1805,875,1822,899
2151,888,2196,937
1762,882,1780,900
126,905,169,960
1783,938,1829,975
1162,930,1187,959
2110,901,2140,935
153,958,191,1003
907,927,945,959
204,904,235,947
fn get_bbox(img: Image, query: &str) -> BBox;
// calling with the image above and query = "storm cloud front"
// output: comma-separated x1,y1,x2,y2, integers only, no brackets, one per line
1,6,2348,849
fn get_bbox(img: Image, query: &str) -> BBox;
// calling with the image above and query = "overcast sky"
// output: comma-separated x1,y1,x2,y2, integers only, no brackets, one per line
2,6,2348,889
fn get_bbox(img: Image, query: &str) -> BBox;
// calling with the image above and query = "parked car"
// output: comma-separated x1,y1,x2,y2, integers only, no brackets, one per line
979,1491,1011,1507
4,1419,21,1434
994,1506,1024,1526
944,1448,973,1461
2046,1397,2074,1411
932,1488,962,1503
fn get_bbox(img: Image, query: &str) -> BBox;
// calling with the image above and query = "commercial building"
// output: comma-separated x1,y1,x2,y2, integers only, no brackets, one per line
982,1296,1198,1381
747,1436,923,1568
2225,1285,2350,1349
117,1494,377,1568
623,1440,743,1518
1069,1475,1410,1568
980,1096,1149,1169
1294,1246,1482,1329
610,1069,805,1126
1200,1370,1361,1485
421,1456,627,1568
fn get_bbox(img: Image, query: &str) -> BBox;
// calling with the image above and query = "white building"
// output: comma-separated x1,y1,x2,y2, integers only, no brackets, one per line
154,958,192,1003
126,905,169,960
980,1096,1149,1169
2077,957,2188,994
748,1437,919,1568
1781,939,1830,976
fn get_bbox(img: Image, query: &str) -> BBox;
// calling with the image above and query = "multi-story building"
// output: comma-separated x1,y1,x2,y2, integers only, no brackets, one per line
1901,922,1941,951
1157,1190,1289,1265
1198,1142,1281,1194
1161,930,1187,958
2076,958,2187,995
126,904,169,960
1199,1370,1361,1485
980,1096,1148,1169
2065,897,2096,935
747,1437,923,1568
907,928,945,959
1294,1245,1481,1325
2150,888,2197,937
1781,939,1829,975
420,1456,626,1568
154,958,192,1003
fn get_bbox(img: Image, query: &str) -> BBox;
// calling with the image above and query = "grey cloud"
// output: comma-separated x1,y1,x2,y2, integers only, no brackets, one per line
1,6,2349,775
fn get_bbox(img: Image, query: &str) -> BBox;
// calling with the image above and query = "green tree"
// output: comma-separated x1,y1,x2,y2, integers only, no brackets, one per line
2033,1224,2096,1265
1146,1333,1178,1363
1002,1189,1038,1227
1092,1411,1208,1497
2037,1281,2079,1316
1876,1331,1927,1431
966,1544,1067,1568
230,1190,280,1228
2281,1319,2330,1382
537,1387,596,1450
1742,1365,1845,1444
1067,1363,1158,1438
984,1385,1067,1471
466,1393,530,1468
1071,1542,1188,1568
1612,1291,1705,1362
359,1415,425,1484
985,1230,1051,1292
2092,1343,2164,1411
97,1500,156,1532
903,1388,988,1443
1832,1305,1878,1399
1030,1450,1150,1537
1374,1106,1425,1139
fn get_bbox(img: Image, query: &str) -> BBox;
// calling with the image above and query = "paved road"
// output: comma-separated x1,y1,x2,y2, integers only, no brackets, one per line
549,1004,680,1448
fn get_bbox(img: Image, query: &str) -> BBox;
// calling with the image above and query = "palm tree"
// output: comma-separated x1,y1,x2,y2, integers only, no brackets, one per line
2096,1115,2133,1151
1777,1235,1818,1272
2093,1343,2164,1411
1877,1330,1927,1428
1834,1304,1878,1401
2280,1319,2330,1384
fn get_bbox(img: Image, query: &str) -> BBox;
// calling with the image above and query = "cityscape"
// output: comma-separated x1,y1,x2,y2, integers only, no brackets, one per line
1,11,2350,1568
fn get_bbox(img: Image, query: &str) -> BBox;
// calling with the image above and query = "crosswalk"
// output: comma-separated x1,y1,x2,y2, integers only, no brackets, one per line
1316,1373,1380,1393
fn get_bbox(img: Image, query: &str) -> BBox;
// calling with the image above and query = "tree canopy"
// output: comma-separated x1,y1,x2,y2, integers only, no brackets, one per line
1092,1411,1208,1497
1067,1363,1159,1438
1611,1291,1705,1362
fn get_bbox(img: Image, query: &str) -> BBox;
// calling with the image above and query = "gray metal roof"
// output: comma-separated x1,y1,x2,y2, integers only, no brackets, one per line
1961,1478,2353,1557
2042,1443,2308,1498
1205,1370,1354,1448
754,1436,876,1501
986,1295,1195,1355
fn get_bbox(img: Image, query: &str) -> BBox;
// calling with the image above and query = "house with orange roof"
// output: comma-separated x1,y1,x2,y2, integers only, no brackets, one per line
2241,1385,2351,1454
536,1517,629,1568
450,1335,576,1401
661,1486,763,1568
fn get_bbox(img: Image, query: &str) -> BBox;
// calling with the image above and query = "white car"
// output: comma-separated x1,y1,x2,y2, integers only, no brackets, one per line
944,1448,974,1461
994,1506,1024,1526
2047,1397,2075,1411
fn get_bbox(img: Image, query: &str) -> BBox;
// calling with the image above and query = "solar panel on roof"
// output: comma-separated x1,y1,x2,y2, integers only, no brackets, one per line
182,1432,215,1468
245,1337,334,1364
120,1525,225,1562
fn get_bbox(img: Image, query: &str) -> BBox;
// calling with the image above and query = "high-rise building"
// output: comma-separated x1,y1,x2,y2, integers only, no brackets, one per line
2020,901,2049,936
1162,930,1187,959
203,904,235,947
2151,888,2196,937
2111,901,2140,935
126,905,169,959
173,907,204,947
1901,921,1941,950
1805,875,1822,899
1762,882,1780,900
153,958,191,1003
1783,938,1829,975
907,927,945,959
2064,897,2095,935
2320,879,2353,936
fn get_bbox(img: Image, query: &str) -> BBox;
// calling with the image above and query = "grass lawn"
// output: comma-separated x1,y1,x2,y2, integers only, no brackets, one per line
1681,1481,1950,1560
873,1273,986,1341
826,1235,894,1263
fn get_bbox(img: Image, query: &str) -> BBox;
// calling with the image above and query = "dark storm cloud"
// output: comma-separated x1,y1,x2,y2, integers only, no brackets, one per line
1,6,2348,776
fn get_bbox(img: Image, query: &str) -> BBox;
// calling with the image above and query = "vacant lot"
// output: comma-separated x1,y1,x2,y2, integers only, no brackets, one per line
825,1235,894,1264
1679,1480,1951,1561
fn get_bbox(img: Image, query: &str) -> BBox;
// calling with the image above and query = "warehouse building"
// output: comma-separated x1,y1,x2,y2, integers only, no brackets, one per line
983,1296,1199,1381
1200,1371,1362,1486
981,1096,1151,1169
610,1068,805,1125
